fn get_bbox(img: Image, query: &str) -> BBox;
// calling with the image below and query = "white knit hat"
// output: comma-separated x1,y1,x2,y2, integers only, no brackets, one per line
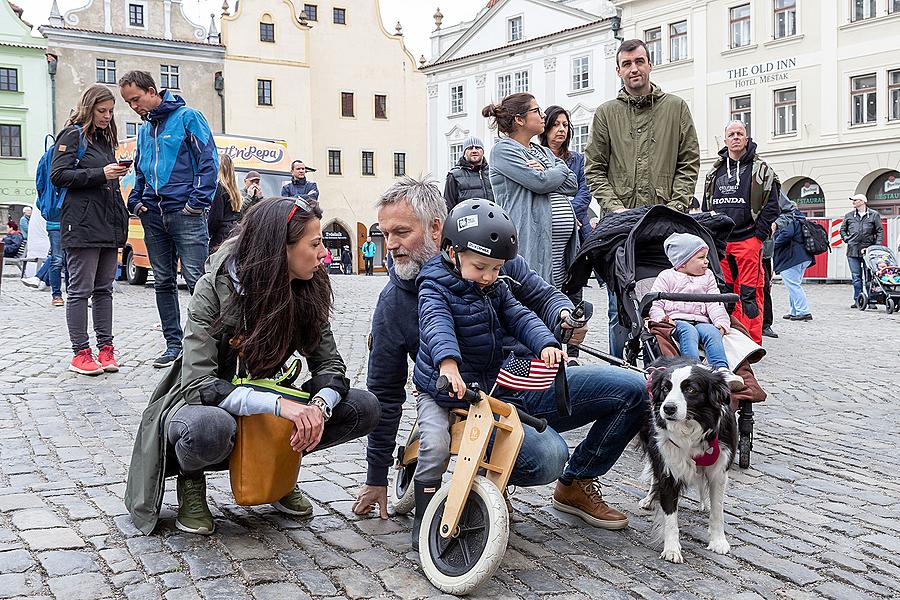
664,232,709,269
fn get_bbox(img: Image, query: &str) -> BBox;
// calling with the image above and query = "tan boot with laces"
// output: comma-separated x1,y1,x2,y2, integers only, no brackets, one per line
552,478,628,530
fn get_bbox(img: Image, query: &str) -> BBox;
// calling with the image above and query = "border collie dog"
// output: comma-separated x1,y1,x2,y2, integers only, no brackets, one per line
639,357,737,563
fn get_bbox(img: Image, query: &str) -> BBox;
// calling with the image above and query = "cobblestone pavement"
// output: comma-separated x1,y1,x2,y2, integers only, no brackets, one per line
1,273,898,600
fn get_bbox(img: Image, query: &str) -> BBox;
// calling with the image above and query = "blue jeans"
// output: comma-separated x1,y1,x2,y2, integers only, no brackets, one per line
515,364,648,483
48,229,65,297
848,256,863,301
140,210,210,350
607,288,628,359
673,320,728,370
781,261,811,316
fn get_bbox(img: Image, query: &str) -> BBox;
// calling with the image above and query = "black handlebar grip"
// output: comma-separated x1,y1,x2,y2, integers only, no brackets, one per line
436,375,480,403
516,408,548,433
436,376,548,432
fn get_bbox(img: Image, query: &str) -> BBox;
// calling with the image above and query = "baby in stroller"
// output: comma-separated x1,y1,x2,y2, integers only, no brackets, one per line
648,232,745,391
875,259,900,285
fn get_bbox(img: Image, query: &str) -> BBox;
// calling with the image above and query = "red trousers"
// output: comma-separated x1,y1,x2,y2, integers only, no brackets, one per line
721,237,764,344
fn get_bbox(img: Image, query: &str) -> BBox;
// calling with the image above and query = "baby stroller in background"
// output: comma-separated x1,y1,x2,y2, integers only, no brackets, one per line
566,205,767,468
857,245,900,314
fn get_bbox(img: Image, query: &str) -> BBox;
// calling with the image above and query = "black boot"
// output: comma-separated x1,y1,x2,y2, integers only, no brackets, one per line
411,480,440,551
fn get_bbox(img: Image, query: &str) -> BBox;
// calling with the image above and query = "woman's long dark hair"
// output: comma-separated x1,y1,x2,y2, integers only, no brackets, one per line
216,197,332,378
539,105,572,161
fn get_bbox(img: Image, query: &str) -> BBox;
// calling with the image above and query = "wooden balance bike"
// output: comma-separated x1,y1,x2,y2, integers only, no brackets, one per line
390,375,547,595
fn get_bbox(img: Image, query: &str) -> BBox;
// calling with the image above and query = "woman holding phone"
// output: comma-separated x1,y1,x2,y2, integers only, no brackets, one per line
50,84,130,375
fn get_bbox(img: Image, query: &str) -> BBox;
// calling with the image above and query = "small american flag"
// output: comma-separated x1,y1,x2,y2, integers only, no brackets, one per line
495,354,559,391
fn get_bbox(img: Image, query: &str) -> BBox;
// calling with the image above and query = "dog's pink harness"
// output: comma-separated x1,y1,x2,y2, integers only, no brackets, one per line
693,434,720,467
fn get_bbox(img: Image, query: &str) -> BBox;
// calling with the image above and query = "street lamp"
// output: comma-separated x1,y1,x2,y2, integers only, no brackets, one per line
214,71,225,134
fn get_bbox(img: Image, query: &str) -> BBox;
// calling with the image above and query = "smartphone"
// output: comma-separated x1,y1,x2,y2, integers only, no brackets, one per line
117,159,133,167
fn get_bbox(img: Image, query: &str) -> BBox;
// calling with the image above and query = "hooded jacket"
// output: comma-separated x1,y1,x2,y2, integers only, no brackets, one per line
127,90,219,215
412,255,559,409
584,84,700,214
773,209,815,273
50,126,129,250
124,245,349,534
365,255,571,486
281,177,320,201
702,140,780,242
444,155,494,211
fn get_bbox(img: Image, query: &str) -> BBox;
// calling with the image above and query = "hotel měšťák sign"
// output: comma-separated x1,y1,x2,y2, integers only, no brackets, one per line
728,57,797,89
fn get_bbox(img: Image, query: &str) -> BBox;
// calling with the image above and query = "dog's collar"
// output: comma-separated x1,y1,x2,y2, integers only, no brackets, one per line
692,434,720,467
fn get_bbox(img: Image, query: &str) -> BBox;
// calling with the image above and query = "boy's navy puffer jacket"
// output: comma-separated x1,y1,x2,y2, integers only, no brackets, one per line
412,255,559,408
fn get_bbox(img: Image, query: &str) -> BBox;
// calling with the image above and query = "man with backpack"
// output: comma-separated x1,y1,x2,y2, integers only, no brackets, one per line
840,194,884,308
119,71,219,368
773,203,815,322
702,120,780,344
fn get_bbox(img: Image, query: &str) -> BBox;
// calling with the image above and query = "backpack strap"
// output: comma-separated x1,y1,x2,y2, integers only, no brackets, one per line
73,124,88,166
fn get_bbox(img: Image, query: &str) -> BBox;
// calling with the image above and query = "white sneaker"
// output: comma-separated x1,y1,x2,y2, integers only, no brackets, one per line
37,281,47,291
716,368,746,391
21,276,41,289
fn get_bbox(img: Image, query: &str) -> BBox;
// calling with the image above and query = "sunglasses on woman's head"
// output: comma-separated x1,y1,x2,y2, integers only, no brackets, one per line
287,197,319,222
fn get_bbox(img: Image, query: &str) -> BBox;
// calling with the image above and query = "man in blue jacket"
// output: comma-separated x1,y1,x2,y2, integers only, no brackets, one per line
281,160,319,201
120,71,219,368
351,177,648,532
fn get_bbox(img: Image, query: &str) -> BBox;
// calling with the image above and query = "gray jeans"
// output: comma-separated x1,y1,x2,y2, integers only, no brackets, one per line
414,392,452,483
65,247,119,352
166,388,381,477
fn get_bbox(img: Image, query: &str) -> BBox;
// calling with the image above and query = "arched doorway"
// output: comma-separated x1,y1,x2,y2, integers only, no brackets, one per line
323,221,352,274
787,178,826,217
368,224,386,271
866,170,900,216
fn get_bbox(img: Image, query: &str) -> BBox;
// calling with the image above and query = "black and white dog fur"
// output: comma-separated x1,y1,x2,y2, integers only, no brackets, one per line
639,357,737,563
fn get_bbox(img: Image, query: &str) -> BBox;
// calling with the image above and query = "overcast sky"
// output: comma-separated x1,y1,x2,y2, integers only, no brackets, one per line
20,0,488,61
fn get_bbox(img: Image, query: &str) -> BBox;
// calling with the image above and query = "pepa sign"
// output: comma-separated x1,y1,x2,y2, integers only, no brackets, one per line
728,57,797,88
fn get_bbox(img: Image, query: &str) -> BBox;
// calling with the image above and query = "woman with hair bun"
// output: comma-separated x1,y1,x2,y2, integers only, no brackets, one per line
483,93,578,287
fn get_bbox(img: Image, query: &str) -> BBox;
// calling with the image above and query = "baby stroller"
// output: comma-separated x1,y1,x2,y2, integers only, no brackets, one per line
857,245,900,313
566,205,767,468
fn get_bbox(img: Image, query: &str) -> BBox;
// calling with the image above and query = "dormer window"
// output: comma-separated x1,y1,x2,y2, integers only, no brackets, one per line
259,16,275,42
128,3,145,28
508,16,523,42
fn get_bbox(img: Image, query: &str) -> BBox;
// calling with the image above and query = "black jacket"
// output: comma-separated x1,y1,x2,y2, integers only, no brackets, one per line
207,187,241,250
444,156,494,211
50,126,129,250
840,208,883,258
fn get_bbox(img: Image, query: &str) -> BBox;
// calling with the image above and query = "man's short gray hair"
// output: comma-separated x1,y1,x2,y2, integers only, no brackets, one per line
724,119,748,135
376,176,447,231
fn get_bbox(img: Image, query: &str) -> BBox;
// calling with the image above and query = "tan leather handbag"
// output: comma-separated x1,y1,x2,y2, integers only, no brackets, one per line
229,360,310,506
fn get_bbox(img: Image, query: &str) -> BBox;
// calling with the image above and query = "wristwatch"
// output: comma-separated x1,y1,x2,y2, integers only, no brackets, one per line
310,397,332,422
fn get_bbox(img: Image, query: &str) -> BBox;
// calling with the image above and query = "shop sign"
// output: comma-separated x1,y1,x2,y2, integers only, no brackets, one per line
324,231,348,240
869,172,900,202
0,180,38,205
728,57,797,89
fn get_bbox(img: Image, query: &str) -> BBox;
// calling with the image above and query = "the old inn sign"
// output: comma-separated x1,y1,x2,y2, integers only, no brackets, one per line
728,58,797,88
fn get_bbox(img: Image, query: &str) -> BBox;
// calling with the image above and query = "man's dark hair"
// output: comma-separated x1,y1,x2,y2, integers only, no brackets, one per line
616,39,651,66
118,70,157,92
291,160,305,169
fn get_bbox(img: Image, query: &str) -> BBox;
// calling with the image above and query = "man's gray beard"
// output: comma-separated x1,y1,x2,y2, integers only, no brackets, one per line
393,236,438,280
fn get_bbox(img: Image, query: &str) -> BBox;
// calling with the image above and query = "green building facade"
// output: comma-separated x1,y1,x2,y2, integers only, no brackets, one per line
0,1,50,219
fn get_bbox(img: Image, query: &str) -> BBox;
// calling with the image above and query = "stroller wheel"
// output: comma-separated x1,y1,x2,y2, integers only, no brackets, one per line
887,298,896,314
857,294,868,311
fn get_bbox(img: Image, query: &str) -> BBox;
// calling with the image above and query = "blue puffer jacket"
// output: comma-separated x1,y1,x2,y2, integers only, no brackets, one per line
413,255,560,408
280,178,320,200
773,209,815,274
127,90,219,214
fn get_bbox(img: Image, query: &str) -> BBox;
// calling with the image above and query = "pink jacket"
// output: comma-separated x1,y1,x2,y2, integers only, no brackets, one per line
648,268,730,331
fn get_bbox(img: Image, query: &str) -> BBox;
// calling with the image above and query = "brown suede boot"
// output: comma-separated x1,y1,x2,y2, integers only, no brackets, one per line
552,479,629,530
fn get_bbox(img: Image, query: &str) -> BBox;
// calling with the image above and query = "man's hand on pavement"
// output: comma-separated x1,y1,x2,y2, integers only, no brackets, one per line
352,485,389,519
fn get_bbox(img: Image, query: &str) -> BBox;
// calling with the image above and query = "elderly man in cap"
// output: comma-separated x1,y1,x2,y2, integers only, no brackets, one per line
840,193,884,307
240,170,265,212
443,136,494,212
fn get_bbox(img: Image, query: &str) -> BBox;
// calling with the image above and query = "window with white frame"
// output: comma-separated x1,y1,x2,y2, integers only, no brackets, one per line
890,70,900,120
730,4,751,48
96,59,116,84
514,70,529,93
449,84,464,115
645,28,662,64
497,74,511,99
774,0,796,38
670,21,688,62
572,125,590,153
0,124,22,157
774,88,796,135
852,0,876,21
572,56,590,91
328,149,341,175
0,68,18,92
361,151,375,176
730,95,752,137
160,65,179,90
508,16,523,42
850,74,877,125
393,152,406,177
449,143,463,166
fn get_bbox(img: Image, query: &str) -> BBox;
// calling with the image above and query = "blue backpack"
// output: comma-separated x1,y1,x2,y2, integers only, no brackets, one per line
35,125,86,225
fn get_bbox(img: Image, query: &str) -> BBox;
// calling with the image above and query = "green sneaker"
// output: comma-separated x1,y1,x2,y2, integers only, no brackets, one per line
272,484,313,517
176,475,215,535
